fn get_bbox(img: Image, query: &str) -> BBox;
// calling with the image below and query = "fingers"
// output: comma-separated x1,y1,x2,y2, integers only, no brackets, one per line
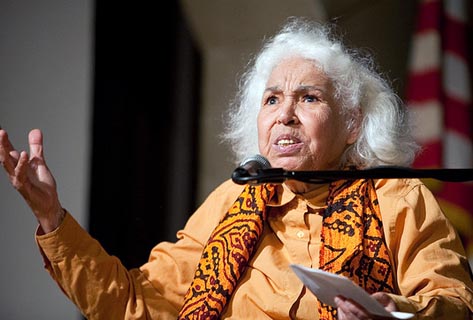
0,129,12,158
371,292,397,312
0,129,20,173
12,151,29,190
335,296,372,320
1,128,41,179
28,129,44,160
336,295,395,320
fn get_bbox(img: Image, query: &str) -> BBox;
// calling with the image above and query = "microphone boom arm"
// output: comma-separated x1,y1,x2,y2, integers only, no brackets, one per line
231,166,473,185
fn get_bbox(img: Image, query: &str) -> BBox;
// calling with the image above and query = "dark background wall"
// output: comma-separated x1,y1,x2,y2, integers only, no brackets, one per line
89,1,201,269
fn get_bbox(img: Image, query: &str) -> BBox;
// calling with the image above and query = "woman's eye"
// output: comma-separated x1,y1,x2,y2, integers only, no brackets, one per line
266,96,278,105
303,95,319,103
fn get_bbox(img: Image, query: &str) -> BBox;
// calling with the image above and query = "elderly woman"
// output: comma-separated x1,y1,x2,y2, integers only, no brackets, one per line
1,17,472,319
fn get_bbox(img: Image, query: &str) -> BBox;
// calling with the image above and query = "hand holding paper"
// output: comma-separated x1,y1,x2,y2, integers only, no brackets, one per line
290,264,414,319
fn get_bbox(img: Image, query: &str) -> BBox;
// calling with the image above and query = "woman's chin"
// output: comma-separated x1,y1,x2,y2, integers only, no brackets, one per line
270,158,304,171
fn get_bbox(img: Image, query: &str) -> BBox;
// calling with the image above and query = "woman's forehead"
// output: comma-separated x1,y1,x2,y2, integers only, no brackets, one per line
266,57,331,89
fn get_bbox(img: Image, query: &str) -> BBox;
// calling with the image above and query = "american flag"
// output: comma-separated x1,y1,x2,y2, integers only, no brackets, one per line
406,0,473,265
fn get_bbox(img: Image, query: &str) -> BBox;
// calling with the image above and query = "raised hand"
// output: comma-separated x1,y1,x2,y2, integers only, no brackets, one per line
0,128,64,233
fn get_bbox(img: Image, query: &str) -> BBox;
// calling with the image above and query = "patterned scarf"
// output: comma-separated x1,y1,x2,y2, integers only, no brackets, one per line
318,179,395,319
178,183,276,319
178,179,394,319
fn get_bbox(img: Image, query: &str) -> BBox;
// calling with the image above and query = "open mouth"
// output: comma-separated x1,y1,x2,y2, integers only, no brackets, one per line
273,135,303,152
275,134,301,146
277,139,296,147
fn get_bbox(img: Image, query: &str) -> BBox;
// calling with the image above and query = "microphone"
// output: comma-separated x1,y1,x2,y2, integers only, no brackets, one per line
231,155,275,185
231,154,473,185
238,154,271,174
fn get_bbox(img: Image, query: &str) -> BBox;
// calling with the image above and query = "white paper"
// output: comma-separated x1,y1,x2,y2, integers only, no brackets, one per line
290,264,413,319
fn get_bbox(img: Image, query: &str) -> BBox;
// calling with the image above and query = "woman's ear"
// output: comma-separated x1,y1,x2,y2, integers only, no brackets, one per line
346,107,362,145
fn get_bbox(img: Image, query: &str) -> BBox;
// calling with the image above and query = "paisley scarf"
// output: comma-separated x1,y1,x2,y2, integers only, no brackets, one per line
318,179,395,319
179,179,394,319
178,183,276,319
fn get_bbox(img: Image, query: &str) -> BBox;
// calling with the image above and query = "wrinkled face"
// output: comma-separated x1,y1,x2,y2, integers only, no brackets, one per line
257,56,357,172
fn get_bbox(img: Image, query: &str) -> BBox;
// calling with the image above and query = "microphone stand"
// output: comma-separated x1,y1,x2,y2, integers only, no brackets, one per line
231,166,473,185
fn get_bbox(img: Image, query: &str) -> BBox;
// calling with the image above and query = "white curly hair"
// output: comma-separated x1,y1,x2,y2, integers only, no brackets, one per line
222,17,419,168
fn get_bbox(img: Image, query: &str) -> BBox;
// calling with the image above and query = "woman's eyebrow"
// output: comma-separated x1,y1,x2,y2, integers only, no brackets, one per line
264,86,281,93
264,85,325,93
295,85,325,93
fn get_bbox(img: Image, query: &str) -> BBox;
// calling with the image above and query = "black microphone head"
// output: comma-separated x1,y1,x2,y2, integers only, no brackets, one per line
232,154,272,185
238,154,272,170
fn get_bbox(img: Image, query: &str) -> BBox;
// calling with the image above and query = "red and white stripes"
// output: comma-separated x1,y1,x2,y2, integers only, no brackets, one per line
406,0,443,167
442,0,472,168
406,0,473,263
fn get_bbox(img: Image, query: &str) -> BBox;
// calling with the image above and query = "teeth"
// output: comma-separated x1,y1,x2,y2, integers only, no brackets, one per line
277,139,295,146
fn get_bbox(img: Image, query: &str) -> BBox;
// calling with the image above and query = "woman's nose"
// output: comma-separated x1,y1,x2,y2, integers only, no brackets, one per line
277,101,299,125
